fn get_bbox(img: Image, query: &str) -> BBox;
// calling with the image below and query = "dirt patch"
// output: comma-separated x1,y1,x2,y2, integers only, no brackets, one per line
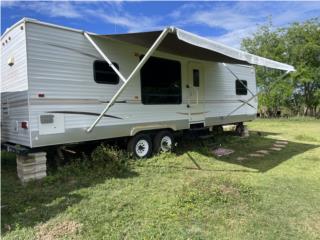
302,215,320,237
219,184,240,197
36,220,82,240
212,148,234,157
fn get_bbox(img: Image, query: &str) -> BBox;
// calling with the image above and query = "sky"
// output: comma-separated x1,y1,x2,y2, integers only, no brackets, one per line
1,1,320,49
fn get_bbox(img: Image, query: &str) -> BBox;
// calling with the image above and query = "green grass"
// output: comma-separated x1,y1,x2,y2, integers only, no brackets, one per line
1,119,320,239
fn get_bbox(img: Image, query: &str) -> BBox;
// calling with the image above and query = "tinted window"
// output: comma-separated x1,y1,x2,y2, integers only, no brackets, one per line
236,80,248,95
140,56,182,104
93,60,119,84
193,69,200,87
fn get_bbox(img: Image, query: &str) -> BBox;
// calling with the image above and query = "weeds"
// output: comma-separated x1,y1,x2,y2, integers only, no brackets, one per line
177,177,258,210
1,119,320,240
54,144,131,179
90,144,131,176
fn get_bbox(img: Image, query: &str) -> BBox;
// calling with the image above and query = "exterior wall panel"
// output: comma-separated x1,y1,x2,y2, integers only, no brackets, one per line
2,19,257,148
1,22,30,146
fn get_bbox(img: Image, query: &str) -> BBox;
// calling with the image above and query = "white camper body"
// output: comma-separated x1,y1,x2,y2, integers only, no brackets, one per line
1,18,293,151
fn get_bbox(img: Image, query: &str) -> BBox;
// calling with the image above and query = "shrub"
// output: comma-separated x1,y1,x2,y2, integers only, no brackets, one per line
90,144,130,177
45,144,131,183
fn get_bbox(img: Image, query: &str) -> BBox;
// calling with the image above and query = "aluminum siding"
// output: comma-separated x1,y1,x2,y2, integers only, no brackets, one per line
1,21,31,146
2,20,258,148
203,63,257,119
26,23,189,147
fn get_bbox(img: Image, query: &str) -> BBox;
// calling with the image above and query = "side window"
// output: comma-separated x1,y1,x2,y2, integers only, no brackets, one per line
236,80,248,95
193,69,200,87
140,56,182,105
93,60,119,84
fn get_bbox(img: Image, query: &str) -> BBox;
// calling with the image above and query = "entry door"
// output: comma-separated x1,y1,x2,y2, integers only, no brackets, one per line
188,62,205,123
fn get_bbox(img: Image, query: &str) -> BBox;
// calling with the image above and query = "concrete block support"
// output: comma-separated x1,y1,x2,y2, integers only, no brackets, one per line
16,152,47,183
242,125,249,137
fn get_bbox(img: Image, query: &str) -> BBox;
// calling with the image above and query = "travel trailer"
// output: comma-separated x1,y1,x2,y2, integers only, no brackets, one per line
1,18,294,158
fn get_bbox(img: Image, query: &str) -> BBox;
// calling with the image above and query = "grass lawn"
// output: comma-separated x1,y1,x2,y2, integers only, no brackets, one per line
1,119,320,239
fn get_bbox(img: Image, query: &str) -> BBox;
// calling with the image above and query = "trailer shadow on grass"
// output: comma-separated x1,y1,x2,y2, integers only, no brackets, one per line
176,130,319,173
1,131,318,236
1,154,139,236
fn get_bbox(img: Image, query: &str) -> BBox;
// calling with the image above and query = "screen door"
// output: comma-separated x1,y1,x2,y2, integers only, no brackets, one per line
188,62,205,123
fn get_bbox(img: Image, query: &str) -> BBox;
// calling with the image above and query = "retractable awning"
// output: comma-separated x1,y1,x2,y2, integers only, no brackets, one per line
84,27,294,133
98,27,295,72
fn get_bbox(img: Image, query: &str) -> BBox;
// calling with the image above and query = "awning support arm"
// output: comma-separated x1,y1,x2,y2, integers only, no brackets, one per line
222,63,255,97
85,27,173,133
224,69,291,117
225,94,257,118
84,32,127,83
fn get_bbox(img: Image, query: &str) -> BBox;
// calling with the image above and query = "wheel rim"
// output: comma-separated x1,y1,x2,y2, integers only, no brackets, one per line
135,139,149,157
160,136,172,152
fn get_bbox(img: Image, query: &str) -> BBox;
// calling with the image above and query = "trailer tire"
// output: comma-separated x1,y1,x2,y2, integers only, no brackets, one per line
127,133,153,158
153,130,174,154
213,125,223,135
235,123,244,136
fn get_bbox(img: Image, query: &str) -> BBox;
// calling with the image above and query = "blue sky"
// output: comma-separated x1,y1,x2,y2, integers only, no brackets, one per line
1,1,320,48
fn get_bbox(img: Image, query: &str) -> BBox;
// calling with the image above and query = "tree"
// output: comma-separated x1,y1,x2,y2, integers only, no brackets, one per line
241,18,320,116
285,19,320,115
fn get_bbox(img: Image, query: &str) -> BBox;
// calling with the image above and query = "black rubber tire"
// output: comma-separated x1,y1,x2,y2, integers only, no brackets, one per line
153,130,175,154
212,125,223,135
235,124,244,136
216,125,224,135
127,133,153,158
45,147,63,169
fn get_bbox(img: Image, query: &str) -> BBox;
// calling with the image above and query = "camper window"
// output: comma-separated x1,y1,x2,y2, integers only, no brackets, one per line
140,56,182,104
236,80,248,95
93,60,119,84
193,69,200,87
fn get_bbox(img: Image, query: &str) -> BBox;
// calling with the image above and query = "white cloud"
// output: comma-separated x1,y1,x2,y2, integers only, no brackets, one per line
169,3,199,19
83,7,163,33
33,2,81,18
1,0,18,8
2,1,82,18
2,1,163,32
207,26,258,49
167,3,264,48
2,1,319,48
169,1,320,48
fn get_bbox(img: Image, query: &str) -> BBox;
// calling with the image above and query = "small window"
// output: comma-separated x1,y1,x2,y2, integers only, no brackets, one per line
236,80,248,95
93,60,119,84
140,56,182,105
193,69,200,87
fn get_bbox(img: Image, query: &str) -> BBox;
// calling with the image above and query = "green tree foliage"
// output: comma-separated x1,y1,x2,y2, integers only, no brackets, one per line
241,18,320,116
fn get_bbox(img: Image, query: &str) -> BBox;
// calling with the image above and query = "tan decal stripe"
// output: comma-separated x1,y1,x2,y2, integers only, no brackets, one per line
30,98,141,105
47,111,123,119
176,111,209,115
